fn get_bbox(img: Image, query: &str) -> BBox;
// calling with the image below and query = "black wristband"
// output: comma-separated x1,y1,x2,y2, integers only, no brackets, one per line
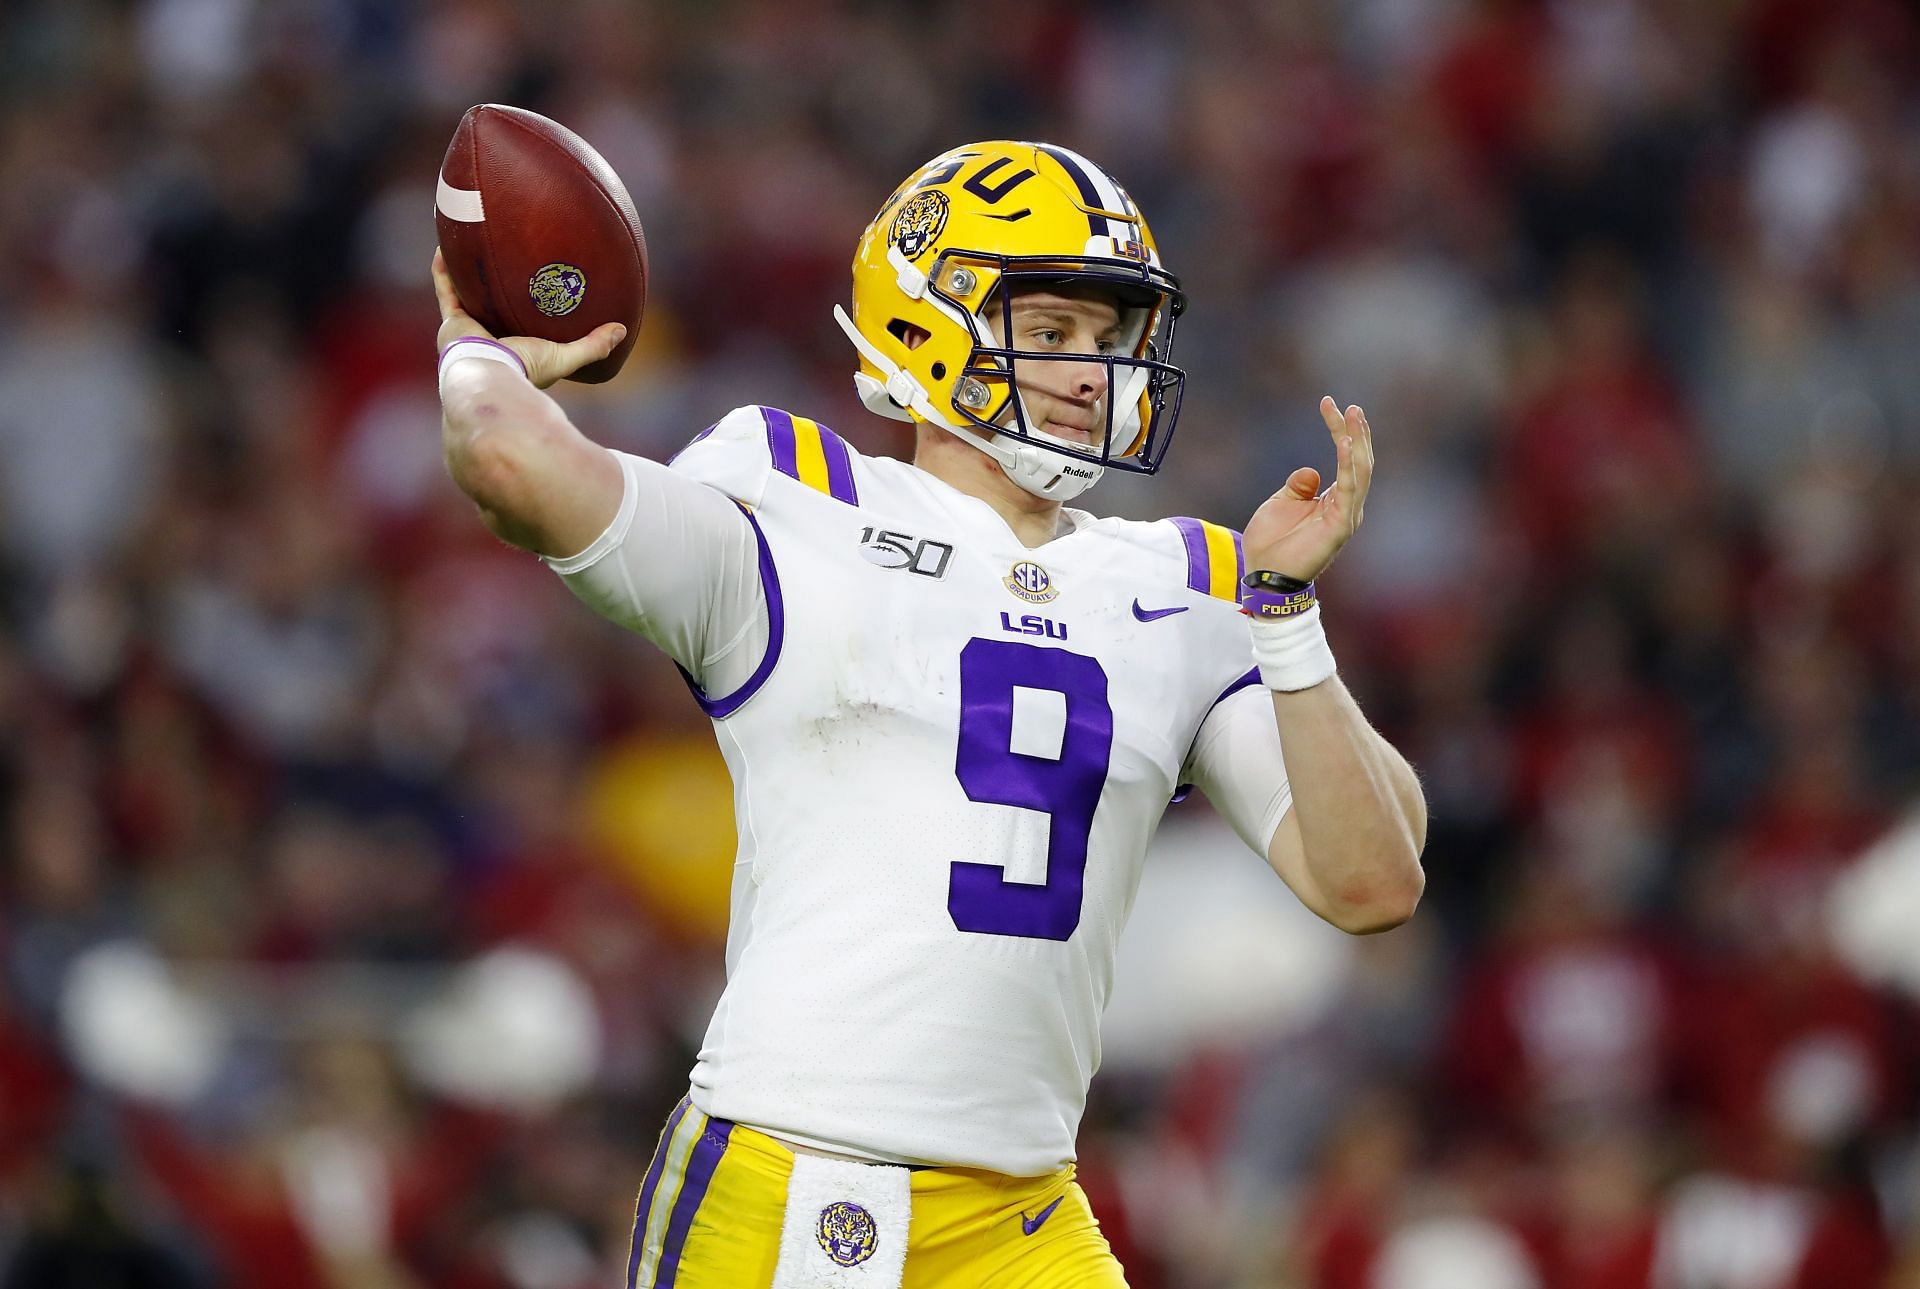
1242,568,1314,594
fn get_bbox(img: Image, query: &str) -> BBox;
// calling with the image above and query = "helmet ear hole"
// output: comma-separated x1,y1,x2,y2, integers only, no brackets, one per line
886,318,933,351
930,362,946,380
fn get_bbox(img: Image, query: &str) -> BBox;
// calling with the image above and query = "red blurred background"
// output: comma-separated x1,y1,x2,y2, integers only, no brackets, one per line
1,1,1918,1286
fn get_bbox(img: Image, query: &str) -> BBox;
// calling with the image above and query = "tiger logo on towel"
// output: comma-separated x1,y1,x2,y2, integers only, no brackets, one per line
817,1200,878,1267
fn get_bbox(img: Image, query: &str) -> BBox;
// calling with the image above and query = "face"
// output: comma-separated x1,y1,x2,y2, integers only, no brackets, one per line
988,287,1126,448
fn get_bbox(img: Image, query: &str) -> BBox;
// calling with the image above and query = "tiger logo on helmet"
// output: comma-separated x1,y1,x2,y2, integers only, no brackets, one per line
890,190,951,261
832,141,1188,502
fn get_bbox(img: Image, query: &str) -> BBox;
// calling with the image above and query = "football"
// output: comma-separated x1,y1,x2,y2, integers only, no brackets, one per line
436,104,647,384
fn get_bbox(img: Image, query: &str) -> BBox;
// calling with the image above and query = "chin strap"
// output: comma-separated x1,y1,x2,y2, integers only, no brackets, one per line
1110,363,1151,454
832,304,1105,501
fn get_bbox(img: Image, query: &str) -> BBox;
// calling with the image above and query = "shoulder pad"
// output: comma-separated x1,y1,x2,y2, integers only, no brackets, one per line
1166,516,1244,604
668,406,861,508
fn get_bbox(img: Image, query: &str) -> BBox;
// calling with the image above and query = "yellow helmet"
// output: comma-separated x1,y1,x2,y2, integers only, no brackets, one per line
832,141,1187,500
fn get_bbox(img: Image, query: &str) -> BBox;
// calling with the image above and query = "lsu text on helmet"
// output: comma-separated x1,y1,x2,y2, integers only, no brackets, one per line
833,141,1187,501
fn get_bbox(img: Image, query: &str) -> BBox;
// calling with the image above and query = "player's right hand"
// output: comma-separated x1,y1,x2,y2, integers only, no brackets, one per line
433,247,626,390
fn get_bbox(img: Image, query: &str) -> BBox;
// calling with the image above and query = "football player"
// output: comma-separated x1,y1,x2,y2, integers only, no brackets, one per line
433,141,1426,1289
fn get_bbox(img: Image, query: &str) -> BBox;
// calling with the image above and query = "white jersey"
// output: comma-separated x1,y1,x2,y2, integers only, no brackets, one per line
547,405,1293,1176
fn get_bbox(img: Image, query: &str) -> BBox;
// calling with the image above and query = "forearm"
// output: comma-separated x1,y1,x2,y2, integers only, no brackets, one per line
441,357,566,501
1235,395,1422,930
438,355,619,556
1268,676,1426,932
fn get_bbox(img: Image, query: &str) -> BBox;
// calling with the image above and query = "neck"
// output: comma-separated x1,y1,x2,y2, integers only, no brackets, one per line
912,426,1066,548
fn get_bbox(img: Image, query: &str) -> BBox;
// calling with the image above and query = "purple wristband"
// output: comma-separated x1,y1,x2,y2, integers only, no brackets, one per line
1242,583,1317,619
438,336,527,378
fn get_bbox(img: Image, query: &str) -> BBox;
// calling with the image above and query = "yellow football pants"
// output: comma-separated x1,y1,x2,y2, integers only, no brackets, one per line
626,1098,1129,1288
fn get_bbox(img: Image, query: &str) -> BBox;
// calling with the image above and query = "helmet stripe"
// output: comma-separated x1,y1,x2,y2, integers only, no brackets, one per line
1036,144,1115,239
1102,165,1140,217
1038,143,1134,242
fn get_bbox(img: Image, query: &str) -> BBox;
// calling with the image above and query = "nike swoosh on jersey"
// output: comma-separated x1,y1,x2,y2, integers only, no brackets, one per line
1021,1196,1065,1236
1132,599,1189,622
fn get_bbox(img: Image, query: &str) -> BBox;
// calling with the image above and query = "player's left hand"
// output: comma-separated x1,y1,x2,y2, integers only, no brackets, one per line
1241,396,1374,583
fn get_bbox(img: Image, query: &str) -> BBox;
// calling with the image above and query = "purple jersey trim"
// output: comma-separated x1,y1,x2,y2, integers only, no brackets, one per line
760,406,860,505
653,1116,735,1288
1215,666,1262,705
763,406,800,478
1169,516,1212,595
677,505,784,719
666,421,720,466
627,1098,690,1289
819,426,860,505
1171,667,1262,805
1168,517,1245,600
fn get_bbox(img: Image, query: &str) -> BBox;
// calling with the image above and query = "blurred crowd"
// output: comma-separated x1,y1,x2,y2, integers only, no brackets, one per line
2,0,1919,1286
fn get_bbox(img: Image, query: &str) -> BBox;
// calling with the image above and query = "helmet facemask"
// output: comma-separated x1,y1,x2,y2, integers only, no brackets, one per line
948,260,1186,488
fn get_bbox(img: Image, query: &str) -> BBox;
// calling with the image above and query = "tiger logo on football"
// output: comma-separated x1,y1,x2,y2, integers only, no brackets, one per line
528,261,587,318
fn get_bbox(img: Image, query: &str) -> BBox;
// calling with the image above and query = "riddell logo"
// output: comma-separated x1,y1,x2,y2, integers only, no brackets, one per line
1061,465,1096,479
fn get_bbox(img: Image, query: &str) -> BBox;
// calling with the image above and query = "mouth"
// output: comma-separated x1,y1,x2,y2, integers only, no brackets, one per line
1042,418,1098,445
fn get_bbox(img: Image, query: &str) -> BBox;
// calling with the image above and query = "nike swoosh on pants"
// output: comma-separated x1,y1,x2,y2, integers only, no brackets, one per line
1022,1196,1065,1236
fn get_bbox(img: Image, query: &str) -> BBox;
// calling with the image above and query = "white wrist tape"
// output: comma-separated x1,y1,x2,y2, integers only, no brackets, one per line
437,337,527,397
1250,602,1337,691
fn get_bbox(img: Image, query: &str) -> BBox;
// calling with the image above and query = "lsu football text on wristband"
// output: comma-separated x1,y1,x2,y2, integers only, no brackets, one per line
1242,583,1317,620
438,337,528,396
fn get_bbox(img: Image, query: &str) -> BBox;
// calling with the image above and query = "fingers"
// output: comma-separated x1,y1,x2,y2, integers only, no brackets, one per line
431,247,463,322
433,249,628,384
1338,409,1358,501
567,321,626,367
1318,394,1344,437
530,321,627,387
1346,403,1373,514
1318,394,1375,524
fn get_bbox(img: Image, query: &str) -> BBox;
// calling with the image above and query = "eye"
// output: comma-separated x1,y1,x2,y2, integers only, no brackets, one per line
1031,327,1064,347
1096,338,1119,355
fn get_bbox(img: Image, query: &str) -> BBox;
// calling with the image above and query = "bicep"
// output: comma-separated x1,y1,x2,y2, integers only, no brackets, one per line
1184,684,1323,913
441,368,624,558
546,452,768,690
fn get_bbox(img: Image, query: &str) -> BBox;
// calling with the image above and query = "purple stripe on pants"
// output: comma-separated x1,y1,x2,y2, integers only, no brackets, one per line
628,1099,690,1289
654,1117,736,1288
819,426,860,505
761,407,799,478
1168,516,1211,594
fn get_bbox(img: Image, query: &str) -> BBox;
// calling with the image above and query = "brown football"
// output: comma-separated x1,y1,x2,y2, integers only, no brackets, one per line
436,104,646,384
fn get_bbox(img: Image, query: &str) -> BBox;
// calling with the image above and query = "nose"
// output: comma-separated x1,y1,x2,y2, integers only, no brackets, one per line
1064,355,1108,404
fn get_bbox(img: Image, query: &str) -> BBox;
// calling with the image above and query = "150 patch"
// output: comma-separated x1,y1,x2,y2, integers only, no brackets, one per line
857,527,955,579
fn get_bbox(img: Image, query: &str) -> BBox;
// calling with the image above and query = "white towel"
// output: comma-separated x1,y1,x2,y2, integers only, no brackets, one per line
771,1153,912,1289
